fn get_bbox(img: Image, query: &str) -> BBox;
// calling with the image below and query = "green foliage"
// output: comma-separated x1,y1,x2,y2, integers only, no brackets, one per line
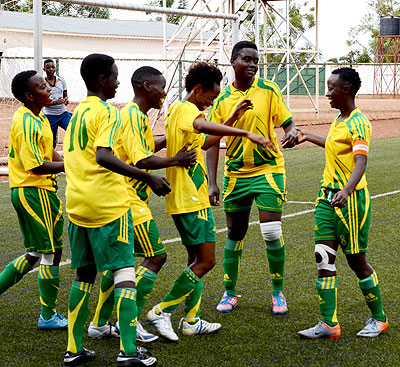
147,0,188,25
0,136,399,366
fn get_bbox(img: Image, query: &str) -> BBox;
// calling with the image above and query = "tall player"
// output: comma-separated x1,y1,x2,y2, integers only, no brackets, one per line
297,67,388,339
63,54,170,366
207,41,297,314
0,70,68,329
146,62,272,341
87,66,197,343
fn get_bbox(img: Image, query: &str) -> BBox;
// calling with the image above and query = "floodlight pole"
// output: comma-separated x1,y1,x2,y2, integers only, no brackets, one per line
33,0,43,72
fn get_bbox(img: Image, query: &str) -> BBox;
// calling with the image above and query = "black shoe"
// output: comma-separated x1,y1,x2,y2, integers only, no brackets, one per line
64,347,95,366
117,350,157,367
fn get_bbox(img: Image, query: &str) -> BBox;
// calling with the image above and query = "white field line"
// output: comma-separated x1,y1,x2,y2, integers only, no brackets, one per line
29,189,400,272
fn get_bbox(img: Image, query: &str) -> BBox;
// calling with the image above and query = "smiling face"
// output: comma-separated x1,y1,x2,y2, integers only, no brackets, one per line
27,74,52,108
102,63,120,100
326,74,347,110
232,48,259,81
147,74,167,110
195,83,221,111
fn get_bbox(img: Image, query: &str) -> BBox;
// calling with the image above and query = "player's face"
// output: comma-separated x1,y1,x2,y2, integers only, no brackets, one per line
104,63,120,99
198,83,220,110
27,74,52,108
232,48,259,80
43,62,56,77
148,75,167,109
326,74,345,110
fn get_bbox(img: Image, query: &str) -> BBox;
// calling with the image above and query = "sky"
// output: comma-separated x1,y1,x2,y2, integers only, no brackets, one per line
111,0,370,62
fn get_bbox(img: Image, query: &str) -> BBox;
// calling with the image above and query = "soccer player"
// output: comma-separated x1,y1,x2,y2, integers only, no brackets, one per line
207,41,297,314
297,67,388,339
43,59,72,148
63,54,170,366
146,61,272,341
0,70,68,329
87,66,197,343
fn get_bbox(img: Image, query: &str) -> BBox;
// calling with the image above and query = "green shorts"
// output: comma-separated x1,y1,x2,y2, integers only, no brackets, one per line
69,210,134,271
314,186,371,254
172,208,216,245
11,187,64,254
134,219,166,258
223,173,286,213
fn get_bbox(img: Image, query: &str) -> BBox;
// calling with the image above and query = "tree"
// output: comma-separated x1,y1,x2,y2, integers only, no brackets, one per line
147,0,188,25
1,0,110,19
347,0,400,62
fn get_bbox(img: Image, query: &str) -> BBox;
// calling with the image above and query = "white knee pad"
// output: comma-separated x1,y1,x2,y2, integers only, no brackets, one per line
113,267,136,285
315,244,337,272
260,221,282,242
40,253,55,265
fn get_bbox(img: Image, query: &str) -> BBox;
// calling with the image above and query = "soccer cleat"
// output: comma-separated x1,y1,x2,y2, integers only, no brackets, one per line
38,312,68,330
64,347,95,366
298,321,341,339
117,350,157,367
146,305,178,342
216,291,237,312
356,316,388,338
179,318,222,336
137,321,159,343
272,291,288,315
88,321,119,339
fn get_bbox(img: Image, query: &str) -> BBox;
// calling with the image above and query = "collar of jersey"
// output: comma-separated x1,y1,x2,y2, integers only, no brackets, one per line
230,76,258,95
335,107,360,126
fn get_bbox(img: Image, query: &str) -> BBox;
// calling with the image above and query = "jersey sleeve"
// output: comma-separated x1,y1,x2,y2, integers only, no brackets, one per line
59,76,67,91
93,105,121,152
179,103,204,133
350,114,372,157
207,98,224,124
20,115,46,170
123,109,153,165
270,83,293,127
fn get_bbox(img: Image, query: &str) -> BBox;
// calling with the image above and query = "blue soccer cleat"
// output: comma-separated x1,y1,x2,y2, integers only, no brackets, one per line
38,312,68,329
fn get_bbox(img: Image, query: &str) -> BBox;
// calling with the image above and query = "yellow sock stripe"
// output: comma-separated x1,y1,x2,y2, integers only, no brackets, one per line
67,292,90,354
279,236,284,248
234,240,243,251
19,188,46,229
116,290,126,353
92,279,115,326
40,296,49,307
371,271,378,286
185,294,202,320
360,188,370,229
79,282,93,293
321,277,326,290
159,289,194,311
332,288,338,323
15,256,28,273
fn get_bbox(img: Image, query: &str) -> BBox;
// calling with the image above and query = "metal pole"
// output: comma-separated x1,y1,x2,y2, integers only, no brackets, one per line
163,0,169,113
33,0,43,72
315,0,319,119
286,0,290,107
219,0,224,66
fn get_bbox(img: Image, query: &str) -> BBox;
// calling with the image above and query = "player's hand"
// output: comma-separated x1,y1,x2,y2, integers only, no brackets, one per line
209,183,220,206
331,188,350,208
229,99,253,124
281,126,298,148
63,97,69,106
247,132,276,152
55,97,64,105
295,127,309,144
175,144,197,167
148,175,171,196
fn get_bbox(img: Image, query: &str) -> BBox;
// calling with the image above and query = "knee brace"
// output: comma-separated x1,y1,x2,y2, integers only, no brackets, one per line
27,251,40,258
40,253,55,266
113,267,136,286
315,244,337,272
260,221,282,242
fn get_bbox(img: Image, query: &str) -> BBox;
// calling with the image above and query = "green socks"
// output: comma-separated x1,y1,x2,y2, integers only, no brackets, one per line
115,287,137,356
359,271,386,322
0,255,33,294
92,270,115,327
265,237,285,296
184,278,203,324
38,265,60,319
223,238,243,297
67,280,93,354
316,276,338,326
159,267,201,314
136,266,157,317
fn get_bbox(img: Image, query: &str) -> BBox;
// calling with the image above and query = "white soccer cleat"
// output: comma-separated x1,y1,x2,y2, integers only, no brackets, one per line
146,305,178,342
357,316,388,338
179,318,222,336
88,321,119,339
298,321,341,339
137,321,159,343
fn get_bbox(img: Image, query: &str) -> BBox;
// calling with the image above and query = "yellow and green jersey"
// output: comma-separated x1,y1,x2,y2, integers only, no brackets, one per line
322,107,371,191
64,96,130,228
165,100,209,215
8,106,57,191
208,76,292,178
117,102,154,226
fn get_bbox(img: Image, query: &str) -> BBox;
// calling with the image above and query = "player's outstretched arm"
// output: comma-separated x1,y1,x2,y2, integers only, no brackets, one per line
281,121,298,148
96,147,171,196
296,127,326,148
206,144,220,206
223,99,253,126
136,144,197,170
31,153,64,174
